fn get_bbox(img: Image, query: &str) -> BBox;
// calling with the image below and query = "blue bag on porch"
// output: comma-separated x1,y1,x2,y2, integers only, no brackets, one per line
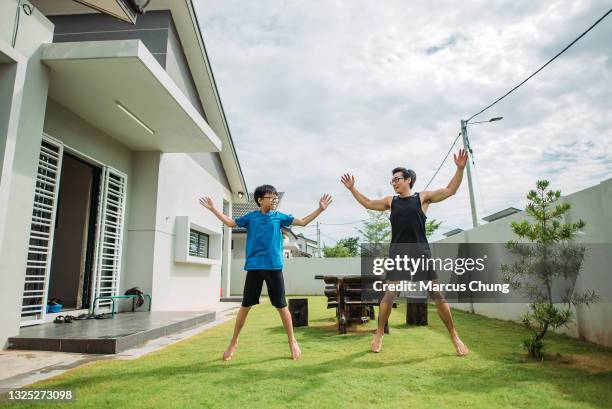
47,298,62,313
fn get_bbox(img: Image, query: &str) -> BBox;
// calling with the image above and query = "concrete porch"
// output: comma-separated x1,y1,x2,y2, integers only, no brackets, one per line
8,311,215,354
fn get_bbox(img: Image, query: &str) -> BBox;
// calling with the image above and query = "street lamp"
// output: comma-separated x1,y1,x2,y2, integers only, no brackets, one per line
460,116,503,228
469,116,503,125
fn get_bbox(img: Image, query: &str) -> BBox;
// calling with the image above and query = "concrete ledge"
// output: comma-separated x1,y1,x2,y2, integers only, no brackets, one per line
41,40,222,153
8,311,215,354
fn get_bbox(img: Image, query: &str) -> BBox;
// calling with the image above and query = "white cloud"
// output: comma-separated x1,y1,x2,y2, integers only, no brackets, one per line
196,0,612,243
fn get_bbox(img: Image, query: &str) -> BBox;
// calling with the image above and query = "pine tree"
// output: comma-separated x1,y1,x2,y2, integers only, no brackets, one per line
501,180,597,358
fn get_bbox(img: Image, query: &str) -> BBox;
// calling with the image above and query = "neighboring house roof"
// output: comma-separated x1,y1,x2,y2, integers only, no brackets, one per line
232,192,285,232
443,228,464,237
296,233,318,245
282,227,298,241
482,207,522,222
185,0,248,200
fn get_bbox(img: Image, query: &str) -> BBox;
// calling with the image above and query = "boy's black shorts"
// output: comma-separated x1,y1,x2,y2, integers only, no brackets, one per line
242,269,287,308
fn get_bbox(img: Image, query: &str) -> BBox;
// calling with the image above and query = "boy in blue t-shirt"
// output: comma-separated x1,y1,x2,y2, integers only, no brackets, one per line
199,185,332,360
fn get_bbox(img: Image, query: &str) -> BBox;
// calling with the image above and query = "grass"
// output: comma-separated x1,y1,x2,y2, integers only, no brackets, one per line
3,297,612,409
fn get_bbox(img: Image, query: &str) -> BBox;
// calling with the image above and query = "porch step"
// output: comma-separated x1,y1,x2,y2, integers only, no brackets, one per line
8,311,215,354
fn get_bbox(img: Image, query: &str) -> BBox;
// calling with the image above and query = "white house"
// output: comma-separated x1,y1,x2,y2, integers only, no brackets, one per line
295,233,320,257
0,0,247,349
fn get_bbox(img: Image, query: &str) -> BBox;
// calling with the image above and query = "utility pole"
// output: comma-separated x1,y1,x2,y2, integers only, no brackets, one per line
461,116,503,314
316,222,321,257
461,120,479,228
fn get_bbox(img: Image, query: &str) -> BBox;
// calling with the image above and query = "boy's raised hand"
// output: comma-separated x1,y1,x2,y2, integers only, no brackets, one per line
319,194,332,210
341,173,355,190
199,196,215,211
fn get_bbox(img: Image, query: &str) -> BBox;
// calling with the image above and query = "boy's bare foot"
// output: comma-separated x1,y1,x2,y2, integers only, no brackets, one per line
371,332,384,353
223,341,238,361
452,334,469,356
289,339,301,360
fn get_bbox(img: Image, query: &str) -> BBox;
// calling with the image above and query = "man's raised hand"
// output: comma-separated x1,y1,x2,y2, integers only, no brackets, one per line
454,149,468,169
319,194,332,211
341,173,355,190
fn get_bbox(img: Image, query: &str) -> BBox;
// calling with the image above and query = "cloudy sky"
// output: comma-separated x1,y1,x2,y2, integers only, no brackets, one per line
195,0,612,244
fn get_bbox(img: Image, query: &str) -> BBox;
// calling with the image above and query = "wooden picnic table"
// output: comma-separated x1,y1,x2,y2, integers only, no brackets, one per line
315,275,394,334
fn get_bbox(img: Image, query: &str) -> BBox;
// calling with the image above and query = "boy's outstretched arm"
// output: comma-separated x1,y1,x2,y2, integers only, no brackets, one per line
421,148,468,204
341,173,391,211
292,194,332,226
199,196,237,227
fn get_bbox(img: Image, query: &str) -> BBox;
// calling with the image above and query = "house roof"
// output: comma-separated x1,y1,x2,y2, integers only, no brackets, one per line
296,233,318,245
482,207,522,222
282,227,298,241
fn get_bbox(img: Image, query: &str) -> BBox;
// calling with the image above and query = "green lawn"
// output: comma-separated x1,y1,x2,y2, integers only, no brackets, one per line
4,297,612,409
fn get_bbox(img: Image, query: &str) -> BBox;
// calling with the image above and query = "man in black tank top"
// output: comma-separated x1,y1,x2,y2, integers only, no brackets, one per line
341,148,469,356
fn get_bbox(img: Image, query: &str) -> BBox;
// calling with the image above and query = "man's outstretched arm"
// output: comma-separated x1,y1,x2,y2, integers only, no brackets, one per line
199,196,237,227
421,149,468,204
341,173,391,211
292,194,332,226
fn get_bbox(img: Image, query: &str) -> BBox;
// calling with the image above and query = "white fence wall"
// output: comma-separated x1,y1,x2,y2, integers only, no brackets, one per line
439,178,612,347
231,257,362,296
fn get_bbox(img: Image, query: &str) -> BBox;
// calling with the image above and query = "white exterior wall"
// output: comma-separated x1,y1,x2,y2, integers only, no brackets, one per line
43,100,132,172
0,48,25,270
0,0,54,348
232,233,246,260
150,153,233,311
122,152,159,308
230,257,362,296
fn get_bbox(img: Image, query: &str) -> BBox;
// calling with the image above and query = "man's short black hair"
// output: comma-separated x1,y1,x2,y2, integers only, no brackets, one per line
254,184,278,207
392,167,417,189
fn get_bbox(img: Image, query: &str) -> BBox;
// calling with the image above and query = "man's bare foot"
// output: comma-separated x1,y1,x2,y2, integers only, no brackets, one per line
371,332,384,353
223,341,238,361
452,334,469,356
289,339,301,360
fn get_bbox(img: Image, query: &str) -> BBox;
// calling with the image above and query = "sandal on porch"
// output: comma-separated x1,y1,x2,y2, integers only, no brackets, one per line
94,313,114,319
64,315,75,323
53,315,65,324
74,314,94,320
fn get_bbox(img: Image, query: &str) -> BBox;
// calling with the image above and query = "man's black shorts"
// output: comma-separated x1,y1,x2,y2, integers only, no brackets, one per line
242,269,287,308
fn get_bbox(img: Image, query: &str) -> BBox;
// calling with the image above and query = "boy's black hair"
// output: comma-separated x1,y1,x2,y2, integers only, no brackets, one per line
254,184,278,207
392,167,417,189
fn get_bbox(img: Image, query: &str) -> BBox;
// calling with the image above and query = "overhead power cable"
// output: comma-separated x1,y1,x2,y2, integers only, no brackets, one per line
423,132,461,190
467,6,612,122
423,7,612,189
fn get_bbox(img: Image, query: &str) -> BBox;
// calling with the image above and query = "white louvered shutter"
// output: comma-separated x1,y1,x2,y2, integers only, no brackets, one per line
20,136,63,325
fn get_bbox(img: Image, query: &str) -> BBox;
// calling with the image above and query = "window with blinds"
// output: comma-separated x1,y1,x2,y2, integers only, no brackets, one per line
189,229,209,258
